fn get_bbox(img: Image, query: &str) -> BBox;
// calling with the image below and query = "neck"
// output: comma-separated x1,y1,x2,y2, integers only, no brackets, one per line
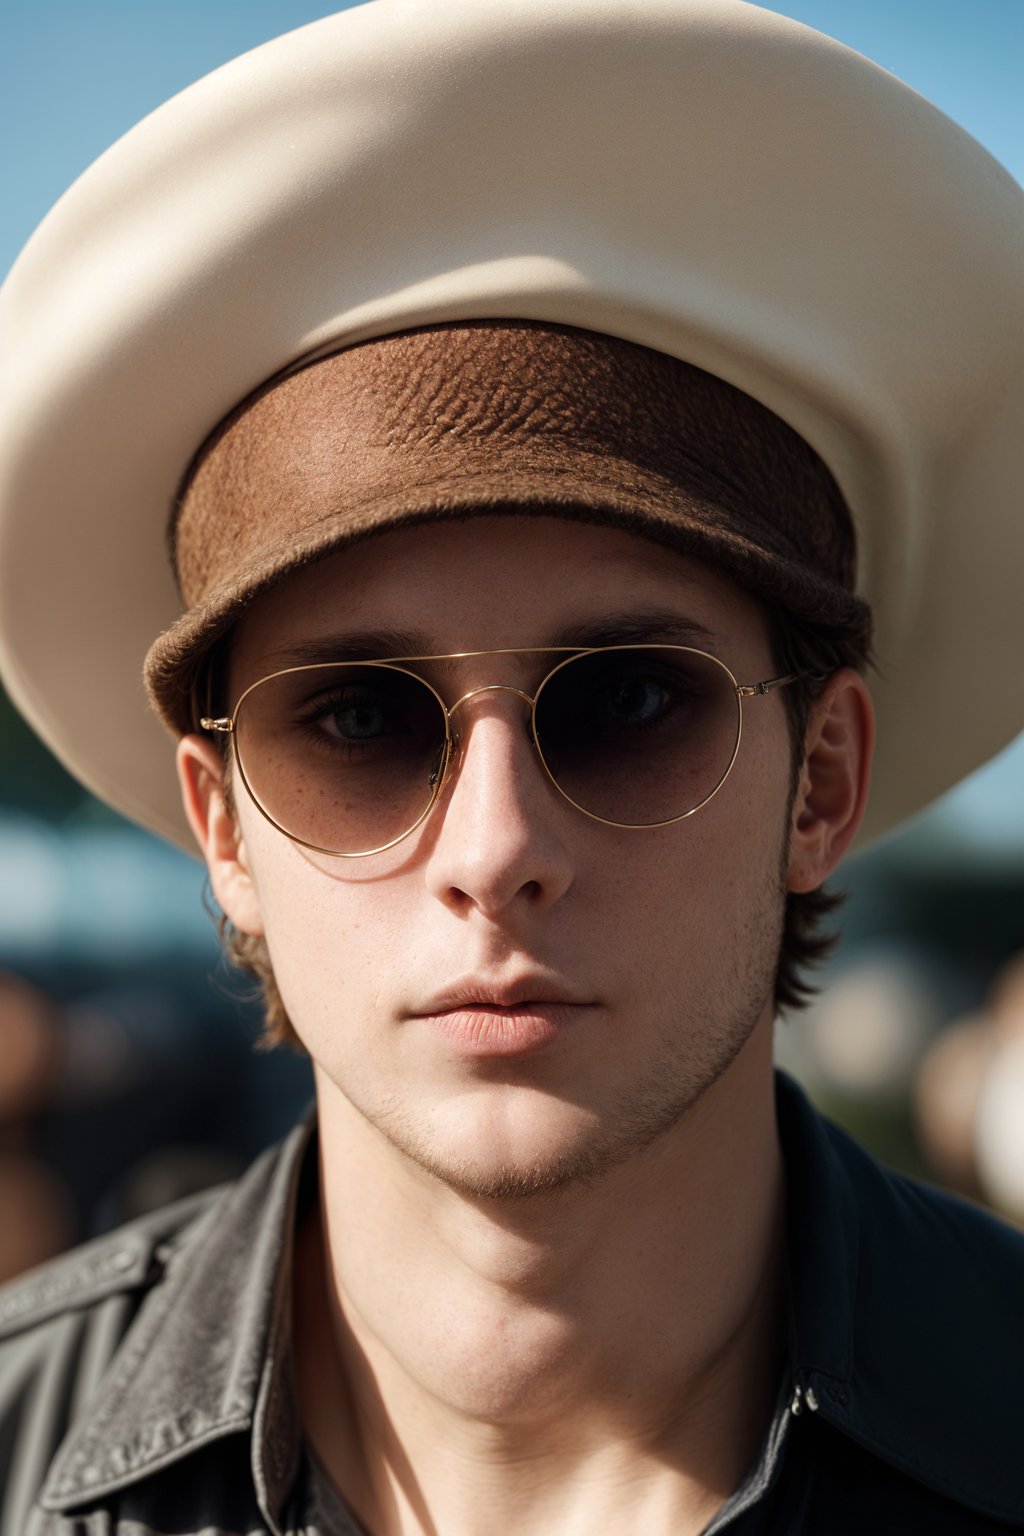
294,1018,787,1536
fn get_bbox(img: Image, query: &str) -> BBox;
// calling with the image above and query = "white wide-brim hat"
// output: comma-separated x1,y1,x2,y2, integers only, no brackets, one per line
0,0,1021,853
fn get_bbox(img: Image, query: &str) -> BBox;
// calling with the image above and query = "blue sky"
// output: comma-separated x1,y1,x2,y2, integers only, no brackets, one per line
2,0,1022,855
2,0,1020,277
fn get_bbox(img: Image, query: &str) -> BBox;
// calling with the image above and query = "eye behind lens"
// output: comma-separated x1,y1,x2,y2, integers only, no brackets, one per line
233,662,449,853
534,646,741,827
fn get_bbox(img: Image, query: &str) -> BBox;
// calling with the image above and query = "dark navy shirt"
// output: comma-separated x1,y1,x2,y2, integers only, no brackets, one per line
1,1073,1022,1534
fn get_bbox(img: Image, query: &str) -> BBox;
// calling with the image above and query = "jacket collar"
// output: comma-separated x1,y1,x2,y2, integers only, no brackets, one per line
777,1070,1024,1526
40,1115,314,1534
41,1078,1024,1527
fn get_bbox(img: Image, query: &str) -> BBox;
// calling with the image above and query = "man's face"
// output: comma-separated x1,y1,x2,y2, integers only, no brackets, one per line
215,516,796,1196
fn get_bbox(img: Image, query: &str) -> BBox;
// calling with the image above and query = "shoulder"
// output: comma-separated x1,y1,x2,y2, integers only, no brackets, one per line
0,1186,222,1343
0,1121,311,1534
777,1072,1024,1529
820,1103,1024,1297
0,1184,226,1529
779,1066,1024,1295
0,1182,226,1348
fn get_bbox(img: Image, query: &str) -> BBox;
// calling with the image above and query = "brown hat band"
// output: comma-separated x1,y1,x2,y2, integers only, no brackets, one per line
145,321,870,732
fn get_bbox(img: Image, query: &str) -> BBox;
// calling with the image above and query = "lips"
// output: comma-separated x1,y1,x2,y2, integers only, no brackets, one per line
414,975,589,1015
411,975,594,1057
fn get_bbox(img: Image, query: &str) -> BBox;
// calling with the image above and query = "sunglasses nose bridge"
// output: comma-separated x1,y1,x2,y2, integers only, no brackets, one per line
446,681,535,717
443,682,538,757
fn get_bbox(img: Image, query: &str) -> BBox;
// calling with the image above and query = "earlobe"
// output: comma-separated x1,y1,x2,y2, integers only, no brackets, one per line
786,670,874,894
176,735,265,936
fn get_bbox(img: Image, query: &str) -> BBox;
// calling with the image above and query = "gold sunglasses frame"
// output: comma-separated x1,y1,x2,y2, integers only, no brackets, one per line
201,644,803,858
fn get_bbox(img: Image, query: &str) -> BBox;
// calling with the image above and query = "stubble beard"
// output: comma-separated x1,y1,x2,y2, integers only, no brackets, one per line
371,855,788,1205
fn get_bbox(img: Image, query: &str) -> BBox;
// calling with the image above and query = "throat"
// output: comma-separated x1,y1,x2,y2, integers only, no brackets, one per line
290,1144,788,1536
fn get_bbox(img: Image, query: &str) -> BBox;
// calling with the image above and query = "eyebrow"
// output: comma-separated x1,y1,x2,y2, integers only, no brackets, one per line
557,611,718,650
259,610,720,674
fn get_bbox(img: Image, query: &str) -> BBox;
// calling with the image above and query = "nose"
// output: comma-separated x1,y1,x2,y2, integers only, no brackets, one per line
423,687,575,919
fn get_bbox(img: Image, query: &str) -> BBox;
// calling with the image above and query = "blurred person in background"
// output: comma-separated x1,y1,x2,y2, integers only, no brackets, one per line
915,951,1024,1219
0,975,71,1282
0,3,1022,1535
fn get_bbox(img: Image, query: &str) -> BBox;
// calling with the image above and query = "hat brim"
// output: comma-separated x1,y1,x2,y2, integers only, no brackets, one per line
1,0,1022,853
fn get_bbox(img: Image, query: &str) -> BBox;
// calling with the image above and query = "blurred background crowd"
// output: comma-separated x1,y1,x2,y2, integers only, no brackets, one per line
2,0,1022,1282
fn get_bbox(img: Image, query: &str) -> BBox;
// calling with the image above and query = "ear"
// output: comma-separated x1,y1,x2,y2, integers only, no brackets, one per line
176,734,265,936
786,669,874,894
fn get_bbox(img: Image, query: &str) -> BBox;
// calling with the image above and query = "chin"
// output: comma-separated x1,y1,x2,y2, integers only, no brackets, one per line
382,1082,696,1202
408,1142,614,1202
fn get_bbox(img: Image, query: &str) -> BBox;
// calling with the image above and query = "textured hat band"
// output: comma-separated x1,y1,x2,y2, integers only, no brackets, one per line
146,321,871,733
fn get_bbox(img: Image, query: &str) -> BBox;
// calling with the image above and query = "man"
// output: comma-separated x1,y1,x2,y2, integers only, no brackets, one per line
0,2,1022,1533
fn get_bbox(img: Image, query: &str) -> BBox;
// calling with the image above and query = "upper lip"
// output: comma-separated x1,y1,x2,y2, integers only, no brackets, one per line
413,975,592,1014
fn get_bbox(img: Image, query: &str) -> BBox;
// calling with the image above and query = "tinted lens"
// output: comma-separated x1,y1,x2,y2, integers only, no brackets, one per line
534,647,740,825
234,664,448,853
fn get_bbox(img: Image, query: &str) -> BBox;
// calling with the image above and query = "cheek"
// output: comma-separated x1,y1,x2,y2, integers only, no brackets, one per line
705,728,793,958
237,814,410,1046
611,724,791,964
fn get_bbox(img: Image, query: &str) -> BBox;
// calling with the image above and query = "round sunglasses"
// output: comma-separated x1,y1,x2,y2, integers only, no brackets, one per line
201,644,804,856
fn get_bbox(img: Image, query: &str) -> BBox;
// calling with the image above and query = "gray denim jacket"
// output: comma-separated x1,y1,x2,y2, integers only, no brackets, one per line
2,1074,1023,1535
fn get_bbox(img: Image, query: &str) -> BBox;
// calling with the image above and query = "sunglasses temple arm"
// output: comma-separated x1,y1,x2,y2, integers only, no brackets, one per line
738,667,828,698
